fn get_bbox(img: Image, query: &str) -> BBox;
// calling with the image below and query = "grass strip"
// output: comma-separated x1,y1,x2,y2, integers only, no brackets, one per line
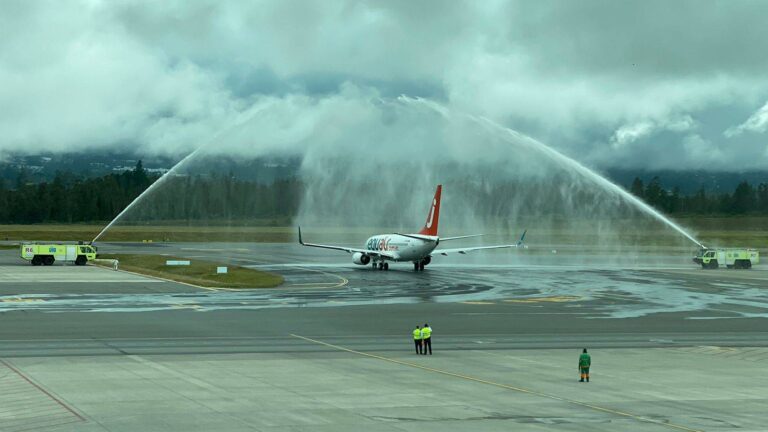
95,254,283,289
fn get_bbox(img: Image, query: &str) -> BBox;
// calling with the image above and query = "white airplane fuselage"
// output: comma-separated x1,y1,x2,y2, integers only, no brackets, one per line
298,184,524,271
363,234,437,262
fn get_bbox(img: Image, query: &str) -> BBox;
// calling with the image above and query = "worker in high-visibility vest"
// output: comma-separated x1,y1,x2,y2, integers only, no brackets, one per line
421,323,432,355
578,348,591,382
412,325,422,354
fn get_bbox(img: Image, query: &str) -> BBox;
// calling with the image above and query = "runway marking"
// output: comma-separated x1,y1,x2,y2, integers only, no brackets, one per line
92,263,220,292
459,301,495,305
171,303,202,311
237,257,348,289
290,334,703,432
1,297,45,303
504,295,581,303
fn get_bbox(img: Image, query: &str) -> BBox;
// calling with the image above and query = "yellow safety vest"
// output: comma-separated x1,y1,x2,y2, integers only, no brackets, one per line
422,327,432,338
413,329,422,340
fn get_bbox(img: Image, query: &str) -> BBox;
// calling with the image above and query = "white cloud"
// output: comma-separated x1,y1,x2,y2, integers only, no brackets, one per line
725,100,768,137
1,0,768,170
610,115,695,148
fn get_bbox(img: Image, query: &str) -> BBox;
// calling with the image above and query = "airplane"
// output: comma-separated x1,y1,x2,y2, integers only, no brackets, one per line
298,185,527,271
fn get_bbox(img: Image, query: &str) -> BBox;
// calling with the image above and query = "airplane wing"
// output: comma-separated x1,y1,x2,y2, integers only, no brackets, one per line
432,244,519,256
432,230,527,256
440,234,484,241
298,227,398,260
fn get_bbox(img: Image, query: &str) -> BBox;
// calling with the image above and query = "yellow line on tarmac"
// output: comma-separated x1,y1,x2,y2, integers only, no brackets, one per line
1,297,45,303
115,266,221,291
287,266,348,288
289,334,703,432
235,259,349,289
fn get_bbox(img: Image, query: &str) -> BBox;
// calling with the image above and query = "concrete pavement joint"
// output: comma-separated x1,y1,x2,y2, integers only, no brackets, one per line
290,334,704,432
0,359,86,422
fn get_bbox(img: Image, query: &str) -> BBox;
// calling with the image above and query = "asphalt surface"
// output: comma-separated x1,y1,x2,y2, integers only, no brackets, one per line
1,243,767,431
1,243,767,347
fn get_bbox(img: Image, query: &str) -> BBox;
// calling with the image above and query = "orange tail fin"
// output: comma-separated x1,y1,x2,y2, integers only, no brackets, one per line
418,185,442,236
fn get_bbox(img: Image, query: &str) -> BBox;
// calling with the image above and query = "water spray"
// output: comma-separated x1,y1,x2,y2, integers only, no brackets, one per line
91,147,203,243
405,97,705,249
92,102,276,244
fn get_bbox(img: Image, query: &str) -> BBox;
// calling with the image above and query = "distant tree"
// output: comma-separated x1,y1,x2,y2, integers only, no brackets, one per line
668,187,681,213
630,177,644,199
731,181,756,214
644,176,666,209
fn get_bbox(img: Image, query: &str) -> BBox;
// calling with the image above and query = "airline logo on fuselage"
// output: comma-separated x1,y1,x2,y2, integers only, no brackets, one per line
366,236,398,251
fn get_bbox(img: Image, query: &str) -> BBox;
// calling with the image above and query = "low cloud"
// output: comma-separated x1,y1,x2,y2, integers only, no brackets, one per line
2,1,768,170
725,100,768,137
611,116,695,148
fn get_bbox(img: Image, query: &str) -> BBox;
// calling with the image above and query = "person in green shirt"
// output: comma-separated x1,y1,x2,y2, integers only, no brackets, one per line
578,348,591,382
412,325,422,354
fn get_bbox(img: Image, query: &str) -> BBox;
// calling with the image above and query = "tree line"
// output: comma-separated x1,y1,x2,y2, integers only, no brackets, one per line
1,162,766,224
0,161,302,224
629,176,768,215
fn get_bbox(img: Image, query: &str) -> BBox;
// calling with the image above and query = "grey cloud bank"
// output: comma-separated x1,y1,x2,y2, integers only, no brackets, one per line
1,0,767,170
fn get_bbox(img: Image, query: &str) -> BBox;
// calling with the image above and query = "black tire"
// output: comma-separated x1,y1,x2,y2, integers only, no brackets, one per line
419,262,425,271
414,262,419,271
383,263,389,270
75,256,86,266
43,256,55,266
31,256,42,266
709,260,718,269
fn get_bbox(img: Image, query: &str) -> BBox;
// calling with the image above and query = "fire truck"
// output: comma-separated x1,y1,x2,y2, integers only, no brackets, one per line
20,243,98,266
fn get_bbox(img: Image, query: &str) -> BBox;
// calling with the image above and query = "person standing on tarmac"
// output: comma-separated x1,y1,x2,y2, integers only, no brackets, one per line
413,325,423,354
578,348,591,382
421,323,432,355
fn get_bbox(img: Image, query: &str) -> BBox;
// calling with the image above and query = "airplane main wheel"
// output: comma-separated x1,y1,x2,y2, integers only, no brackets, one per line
378,263,384,270
414,262,419,271
383,263,389,270
419,263,425,271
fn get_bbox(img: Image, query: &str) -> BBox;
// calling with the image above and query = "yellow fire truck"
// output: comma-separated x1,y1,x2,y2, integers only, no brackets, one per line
20,243,98,266
693,248,760,269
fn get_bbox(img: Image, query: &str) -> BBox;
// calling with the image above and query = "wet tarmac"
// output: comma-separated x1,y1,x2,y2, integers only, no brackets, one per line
1,243,767,431
1,243,767,321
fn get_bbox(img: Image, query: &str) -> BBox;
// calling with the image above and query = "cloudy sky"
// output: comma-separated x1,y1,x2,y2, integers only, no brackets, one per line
1,0,767,170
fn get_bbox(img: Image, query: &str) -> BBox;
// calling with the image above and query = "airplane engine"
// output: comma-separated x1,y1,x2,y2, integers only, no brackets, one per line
352,252,371,265
421,256,431,266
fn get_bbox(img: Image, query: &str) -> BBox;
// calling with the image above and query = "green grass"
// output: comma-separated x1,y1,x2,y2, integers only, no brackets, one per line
0,243,20,250
95,254,284,289
2,216,767,249
0,224,296,242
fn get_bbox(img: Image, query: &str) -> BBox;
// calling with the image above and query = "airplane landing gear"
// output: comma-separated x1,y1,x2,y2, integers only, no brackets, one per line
378,262,389,270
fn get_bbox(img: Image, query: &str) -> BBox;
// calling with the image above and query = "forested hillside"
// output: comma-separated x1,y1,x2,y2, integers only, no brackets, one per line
0,161,302,224
0,163,766,224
